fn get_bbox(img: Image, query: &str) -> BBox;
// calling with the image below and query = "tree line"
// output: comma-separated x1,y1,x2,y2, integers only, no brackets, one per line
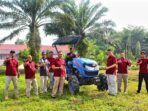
0,0,148,63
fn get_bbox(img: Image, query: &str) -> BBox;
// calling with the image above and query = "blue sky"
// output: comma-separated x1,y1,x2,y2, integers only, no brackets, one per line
1,0,148,45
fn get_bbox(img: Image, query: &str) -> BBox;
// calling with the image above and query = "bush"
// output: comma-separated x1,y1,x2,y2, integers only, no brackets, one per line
19,49,42,63
96,51,106,65
19,49,30,63
130,65,138,70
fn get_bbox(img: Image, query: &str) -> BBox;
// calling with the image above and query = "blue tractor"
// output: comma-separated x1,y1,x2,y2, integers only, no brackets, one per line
53,36,108,94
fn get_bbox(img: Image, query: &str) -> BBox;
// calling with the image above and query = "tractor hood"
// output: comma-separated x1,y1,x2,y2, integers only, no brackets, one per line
73,58,98,65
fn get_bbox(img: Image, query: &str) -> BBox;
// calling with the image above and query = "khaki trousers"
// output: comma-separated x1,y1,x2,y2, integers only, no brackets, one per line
52,77,65,97
106,74,117,95
40,76,48,93
4,76,18,97
26,79,38,97
117,73,128,93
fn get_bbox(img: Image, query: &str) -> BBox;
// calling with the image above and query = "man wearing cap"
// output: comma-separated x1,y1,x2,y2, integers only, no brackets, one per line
106,49,117,96
47,51,55,89
117,52,131,94
4,50,19,100
51,51,66,98
24,55,38,97
137,51,148,93
39,51,50,93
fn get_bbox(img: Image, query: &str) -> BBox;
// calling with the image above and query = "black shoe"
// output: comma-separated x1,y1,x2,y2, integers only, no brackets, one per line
136,91,140,94
108,93,117,96
51,96,56,98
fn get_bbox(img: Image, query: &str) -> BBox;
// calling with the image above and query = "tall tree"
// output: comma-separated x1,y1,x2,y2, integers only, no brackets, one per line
135,41,141,58
0,0,64,62
119,26,147,57
45,0,115,56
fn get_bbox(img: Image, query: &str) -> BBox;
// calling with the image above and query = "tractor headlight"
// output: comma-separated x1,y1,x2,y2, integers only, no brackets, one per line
84,64,99,71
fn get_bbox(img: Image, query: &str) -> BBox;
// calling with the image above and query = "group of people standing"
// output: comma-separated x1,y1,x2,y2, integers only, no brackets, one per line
3,49,76,100
106,49,148,96
3,48,148,100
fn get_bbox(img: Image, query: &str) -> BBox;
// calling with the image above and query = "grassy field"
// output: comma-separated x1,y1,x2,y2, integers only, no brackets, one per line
0,70,148,111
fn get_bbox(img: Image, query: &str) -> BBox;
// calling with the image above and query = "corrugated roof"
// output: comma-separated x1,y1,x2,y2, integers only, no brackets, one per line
0,44,69,54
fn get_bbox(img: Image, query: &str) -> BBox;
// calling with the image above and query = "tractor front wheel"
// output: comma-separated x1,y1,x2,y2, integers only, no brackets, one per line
97,74,108,91
68,75,80,95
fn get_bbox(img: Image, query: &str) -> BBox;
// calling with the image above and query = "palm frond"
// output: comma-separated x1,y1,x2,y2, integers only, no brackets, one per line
0,27,27,43
36,0,65,22
85,6,108,29
0,21,19,29
45,12,75,36
0,1,31,24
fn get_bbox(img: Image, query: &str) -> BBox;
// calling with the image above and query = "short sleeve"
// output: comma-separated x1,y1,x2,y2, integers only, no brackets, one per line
112,57,117,64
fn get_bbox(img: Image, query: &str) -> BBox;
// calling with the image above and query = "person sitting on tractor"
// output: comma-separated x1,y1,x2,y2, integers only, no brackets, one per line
67,47,76,60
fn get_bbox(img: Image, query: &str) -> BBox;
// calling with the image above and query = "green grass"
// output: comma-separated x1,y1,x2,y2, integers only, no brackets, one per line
0,70,148,111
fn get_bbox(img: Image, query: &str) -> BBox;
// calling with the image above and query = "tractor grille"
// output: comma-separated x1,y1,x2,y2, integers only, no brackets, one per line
85,70,98,76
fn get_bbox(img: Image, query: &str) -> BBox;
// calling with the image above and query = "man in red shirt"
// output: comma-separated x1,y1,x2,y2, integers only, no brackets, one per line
137,51,148,93
47,51,55,89
51,51,66,98
4,50,19,100
117,53,131,94
24,55,38,97
106,49,117,96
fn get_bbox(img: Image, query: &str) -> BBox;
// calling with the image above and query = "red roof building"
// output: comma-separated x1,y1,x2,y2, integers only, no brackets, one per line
0,44,69,61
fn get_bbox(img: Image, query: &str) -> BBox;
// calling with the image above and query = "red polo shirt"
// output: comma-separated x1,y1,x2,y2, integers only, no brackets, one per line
24,61,38,79
117,58,131,74
52,58,66,77
137,58,148,74
47,57,55,72
106,55,117,75
5,58,18,76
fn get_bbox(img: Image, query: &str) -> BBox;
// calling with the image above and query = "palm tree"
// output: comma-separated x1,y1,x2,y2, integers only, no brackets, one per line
45,0,115,56
44,13,75,37
0,0,64,62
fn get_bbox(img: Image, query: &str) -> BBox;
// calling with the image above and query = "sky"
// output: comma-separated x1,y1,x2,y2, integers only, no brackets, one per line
1,0,148,45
